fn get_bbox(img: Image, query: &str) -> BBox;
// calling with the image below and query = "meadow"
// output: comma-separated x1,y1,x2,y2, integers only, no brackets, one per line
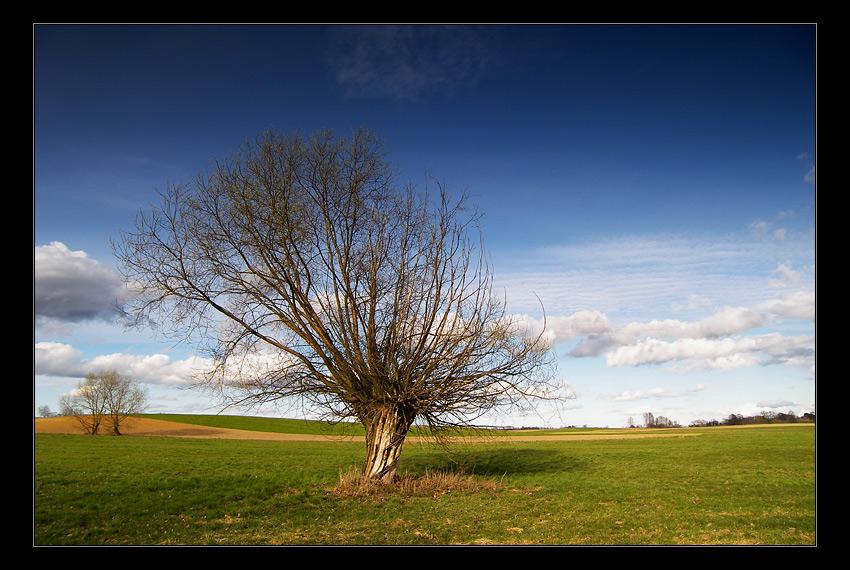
34,416,816,545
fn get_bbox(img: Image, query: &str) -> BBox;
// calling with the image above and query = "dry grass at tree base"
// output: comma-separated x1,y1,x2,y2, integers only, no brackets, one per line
332,465,508,498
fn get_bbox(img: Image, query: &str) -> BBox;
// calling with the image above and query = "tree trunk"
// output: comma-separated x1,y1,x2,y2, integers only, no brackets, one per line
362,405,416,483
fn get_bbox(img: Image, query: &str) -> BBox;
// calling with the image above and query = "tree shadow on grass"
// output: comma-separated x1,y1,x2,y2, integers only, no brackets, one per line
402,446,588,478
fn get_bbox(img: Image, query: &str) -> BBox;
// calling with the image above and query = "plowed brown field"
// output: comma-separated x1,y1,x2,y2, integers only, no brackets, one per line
34,416,347,441
34,416,712,442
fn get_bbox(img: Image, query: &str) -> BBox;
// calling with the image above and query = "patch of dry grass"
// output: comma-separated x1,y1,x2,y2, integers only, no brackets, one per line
332,466,505,498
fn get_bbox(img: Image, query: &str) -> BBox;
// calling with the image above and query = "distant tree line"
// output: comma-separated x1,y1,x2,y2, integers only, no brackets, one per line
689,411,815,427
627,410,815,429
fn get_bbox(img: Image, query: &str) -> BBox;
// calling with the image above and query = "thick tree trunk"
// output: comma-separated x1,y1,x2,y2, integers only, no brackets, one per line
362,405,416,483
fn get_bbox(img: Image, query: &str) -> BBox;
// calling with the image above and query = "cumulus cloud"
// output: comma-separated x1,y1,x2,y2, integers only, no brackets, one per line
605,333,814,370
34,340,204,386
515,310,612,345
511,291,815,375
620,306,766,341
770,263,801,287
748,219,789,243
34,242,128,327
757,290,815,321
564,305,766,358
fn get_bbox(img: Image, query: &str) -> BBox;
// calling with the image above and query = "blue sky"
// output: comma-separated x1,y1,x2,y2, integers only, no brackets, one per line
34,24,816,427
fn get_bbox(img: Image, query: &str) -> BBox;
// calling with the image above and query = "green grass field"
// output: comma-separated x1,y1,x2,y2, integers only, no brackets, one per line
34,417,816,545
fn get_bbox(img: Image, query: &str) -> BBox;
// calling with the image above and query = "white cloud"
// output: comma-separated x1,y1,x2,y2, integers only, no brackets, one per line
608,387,667,402
34,341,84,374
589,310,751,360
34,341,205,386
605,332,814,370
605,383,704,402
499,230,815,324
515,310,612,345
494,225,815,384
618,306,766,341
748,221,788,243
757,290,815,320
511,290,814,375
757,399,796,409
770,263,801,287
665,353,765,373
563,305,766,358
749,219,771,239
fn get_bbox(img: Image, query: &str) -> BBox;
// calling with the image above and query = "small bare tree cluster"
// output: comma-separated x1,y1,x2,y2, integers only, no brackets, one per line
642,412,680,429
37,405,58,418
59,370,148,435
114,127,559,482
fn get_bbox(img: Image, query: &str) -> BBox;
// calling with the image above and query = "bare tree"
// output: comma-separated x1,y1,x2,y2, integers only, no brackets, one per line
60,373,107,435
101,370,148,435
114,127,558,482
37,405,57,418
59,370,147,435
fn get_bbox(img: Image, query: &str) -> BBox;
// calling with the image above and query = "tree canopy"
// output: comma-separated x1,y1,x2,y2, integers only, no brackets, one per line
114,127,559,481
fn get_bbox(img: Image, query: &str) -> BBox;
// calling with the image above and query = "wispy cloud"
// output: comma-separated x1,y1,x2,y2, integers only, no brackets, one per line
503,229,815,377
805,166,816,184
325,25,497,101
498,231,814,321
603,383,705,402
